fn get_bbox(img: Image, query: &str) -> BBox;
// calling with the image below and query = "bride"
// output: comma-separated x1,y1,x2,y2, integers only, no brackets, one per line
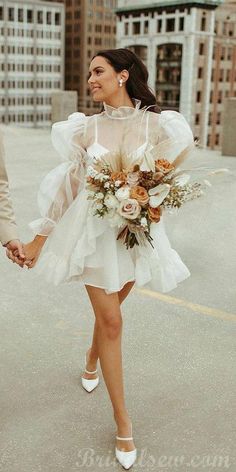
8,48,194,469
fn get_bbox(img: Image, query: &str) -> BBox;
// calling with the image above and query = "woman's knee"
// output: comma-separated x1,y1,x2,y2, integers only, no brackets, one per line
85,285,122,339
97,311,122,339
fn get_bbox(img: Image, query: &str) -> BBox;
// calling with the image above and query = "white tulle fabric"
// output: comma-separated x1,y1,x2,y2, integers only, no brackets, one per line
29,99,194,294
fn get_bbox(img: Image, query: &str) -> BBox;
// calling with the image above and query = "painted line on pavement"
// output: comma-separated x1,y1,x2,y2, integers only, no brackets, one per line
135,288,236,322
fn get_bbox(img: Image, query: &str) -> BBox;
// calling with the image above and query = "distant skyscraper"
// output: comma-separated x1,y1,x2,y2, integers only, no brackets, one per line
115,0,236,150
0,0,65,127
61,0,117,115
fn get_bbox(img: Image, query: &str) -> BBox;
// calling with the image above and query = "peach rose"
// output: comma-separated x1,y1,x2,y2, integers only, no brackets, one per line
148,205,162,223
111,171,127,184
155,159,174,174
130,186,149,207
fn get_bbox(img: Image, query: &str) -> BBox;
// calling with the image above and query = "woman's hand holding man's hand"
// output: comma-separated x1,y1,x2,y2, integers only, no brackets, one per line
6,235,47,269
23,235,47,268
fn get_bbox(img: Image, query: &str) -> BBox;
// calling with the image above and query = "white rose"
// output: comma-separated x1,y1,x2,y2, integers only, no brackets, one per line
104,194,119,210
117,198,141,220
115,185,130,201
127,172,139,187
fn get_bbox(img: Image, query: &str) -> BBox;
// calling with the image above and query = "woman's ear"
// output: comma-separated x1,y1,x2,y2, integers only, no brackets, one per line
120,69,129,83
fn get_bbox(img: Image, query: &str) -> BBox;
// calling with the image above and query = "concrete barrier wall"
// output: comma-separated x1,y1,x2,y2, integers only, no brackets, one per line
222,98,236,157
51,91,78,124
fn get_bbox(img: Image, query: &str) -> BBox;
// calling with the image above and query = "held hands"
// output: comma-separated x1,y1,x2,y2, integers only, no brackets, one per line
23,236,47,268
5,235,47,269
5,239,26,268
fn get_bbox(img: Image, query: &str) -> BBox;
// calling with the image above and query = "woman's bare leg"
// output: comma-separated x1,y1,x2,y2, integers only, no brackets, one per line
84,284,136,452
83,281,135,380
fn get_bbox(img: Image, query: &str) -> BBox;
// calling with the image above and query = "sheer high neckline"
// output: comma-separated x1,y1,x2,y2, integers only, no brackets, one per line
103,98,141,119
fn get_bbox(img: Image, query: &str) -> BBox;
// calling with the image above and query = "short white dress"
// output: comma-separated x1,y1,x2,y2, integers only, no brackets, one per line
29,98,194,294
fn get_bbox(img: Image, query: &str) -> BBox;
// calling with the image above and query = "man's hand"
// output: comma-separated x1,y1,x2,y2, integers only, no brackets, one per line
5,239,25,268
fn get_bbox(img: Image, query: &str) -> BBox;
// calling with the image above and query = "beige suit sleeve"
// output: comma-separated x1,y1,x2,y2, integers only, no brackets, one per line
0,130,18,245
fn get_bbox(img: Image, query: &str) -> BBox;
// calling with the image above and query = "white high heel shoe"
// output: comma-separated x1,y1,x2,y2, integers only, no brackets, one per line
81,352,99,393
115,423,137,469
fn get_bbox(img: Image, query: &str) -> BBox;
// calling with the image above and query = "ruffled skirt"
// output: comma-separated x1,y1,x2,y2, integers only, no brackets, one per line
34,189,190,294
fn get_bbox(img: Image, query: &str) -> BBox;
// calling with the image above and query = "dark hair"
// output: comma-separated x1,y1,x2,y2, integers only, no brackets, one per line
91,48,161,114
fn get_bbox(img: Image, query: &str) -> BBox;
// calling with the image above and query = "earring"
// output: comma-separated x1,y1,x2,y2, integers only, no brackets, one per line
119,79,123,87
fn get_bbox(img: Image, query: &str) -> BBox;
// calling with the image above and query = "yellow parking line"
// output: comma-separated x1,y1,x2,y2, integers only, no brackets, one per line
135,288,236,322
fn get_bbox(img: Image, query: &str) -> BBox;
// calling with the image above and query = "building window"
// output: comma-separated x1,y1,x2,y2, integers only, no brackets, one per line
133,22,140,35
215,134,219,145
0,7,3,21
18,9,23,22
144,20,149,34
198,67,203,79
201,16,206,31
199,42,204,55
228,23,234,36
220,47,225,60
8,8,14,21
47,12,52,24
166,18,175,32
37,11,43,24
227,48,232,60
196,91,201,102
216,112,221,124
208,112,212,125
124,22,129,35
195,114,200,125
27,10,33,23
179,17,184,31
55,13,61,25
157,19,162,33
218,91,222,103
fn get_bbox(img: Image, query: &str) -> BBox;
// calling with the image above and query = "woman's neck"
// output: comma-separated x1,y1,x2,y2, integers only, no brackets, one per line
104,94,134,109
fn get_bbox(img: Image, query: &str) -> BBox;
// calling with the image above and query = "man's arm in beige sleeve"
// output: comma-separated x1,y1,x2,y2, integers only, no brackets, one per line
0,130,18,245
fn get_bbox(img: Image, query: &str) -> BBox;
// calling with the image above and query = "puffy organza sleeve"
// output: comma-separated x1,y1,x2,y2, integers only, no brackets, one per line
154,110,195,165
29,112,88,236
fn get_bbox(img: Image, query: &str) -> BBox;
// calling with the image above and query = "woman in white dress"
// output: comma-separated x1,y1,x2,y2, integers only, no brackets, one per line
20,49,194,469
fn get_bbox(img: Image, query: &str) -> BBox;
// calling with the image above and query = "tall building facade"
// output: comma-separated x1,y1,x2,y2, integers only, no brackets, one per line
0,0,65,127
115,0,236,149
208,0,236,148
63,0,117,115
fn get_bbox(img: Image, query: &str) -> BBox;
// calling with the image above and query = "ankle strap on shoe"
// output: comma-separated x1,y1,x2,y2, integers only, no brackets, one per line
84,368,97,374
116,436,133,441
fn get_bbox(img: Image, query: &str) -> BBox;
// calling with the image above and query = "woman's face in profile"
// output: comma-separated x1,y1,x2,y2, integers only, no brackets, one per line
88,56,121,103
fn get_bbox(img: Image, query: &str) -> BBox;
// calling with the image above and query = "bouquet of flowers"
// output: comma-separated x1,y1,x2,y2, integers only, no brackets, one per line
85,152,208,249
